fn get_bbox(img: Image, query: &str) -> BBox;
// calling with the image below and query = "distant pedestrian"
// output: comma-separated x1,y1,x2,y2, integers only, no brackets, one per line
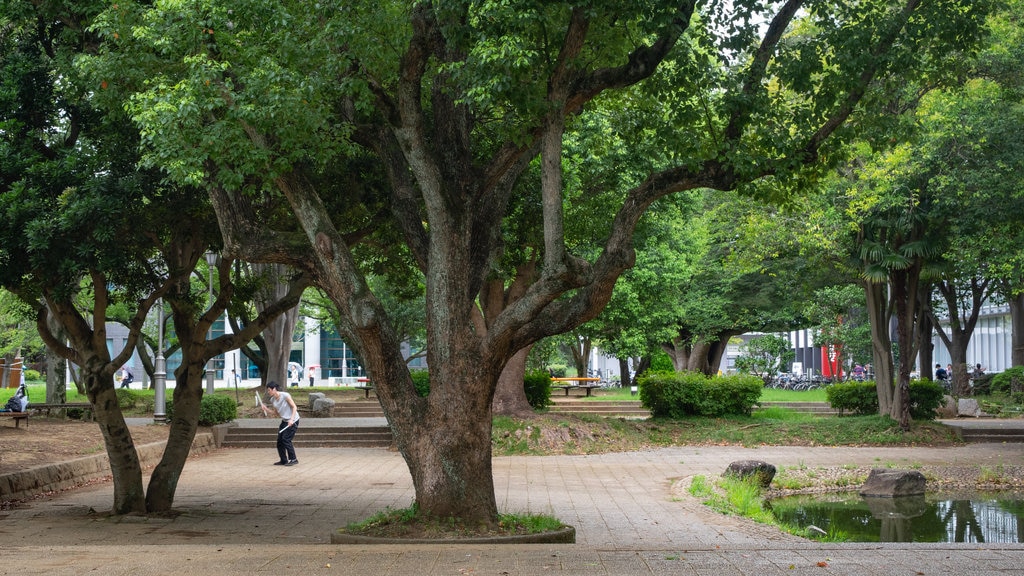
120,366,135,389
934,363,948,382
263,381,299,466
308,366,315,387
972,363,985,379
853,364,865,381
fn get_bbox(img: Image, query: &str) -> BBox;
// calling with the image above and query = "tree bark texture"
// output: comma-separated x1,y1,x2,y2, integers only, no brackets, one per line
863,280,895,415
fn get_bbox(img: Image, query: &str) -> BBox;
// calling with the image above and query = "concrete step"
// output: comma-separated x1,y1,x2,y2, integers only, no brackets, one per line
758,401,838,415
221,426,392,448
955,427,1024,443
548,401,650,418
333,403,385,417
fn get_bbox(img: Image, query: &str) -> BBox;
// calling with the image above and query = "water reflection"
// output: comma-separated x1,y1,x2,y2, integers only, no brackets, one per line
767,492,1024,543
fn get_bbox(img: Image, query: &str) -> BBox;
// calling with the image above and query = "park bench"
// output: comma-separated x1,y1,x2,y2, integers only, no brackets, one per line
27,402,94,420
0,411,29,428
550,377,602,397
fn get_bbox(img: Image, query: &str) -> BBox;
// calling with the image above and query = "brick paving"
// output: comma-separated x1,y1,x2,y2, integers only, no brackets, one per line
3,425,1024,574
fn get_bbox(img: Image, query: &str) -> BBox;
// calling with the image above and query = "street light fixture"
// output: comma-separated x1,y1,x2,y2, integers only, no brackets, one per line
153,298,167,423
205,251,218,394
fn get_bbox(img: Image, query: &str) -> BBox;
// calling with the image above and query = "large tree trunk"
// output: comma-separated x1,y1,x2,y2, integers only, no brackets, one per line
662,336,689,372
254,264,300,386
864,280,895,415
1010,292,1024,367
45,307,67,404
80,360,146,515
931,277,989,396
492,345,534,416
706,334,733,375
891,267,925,430
145,363,203,512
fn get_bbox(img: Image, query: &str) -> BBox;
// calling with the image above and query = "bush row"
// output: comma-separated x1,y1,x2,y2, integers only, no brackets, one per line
825,379,945,420
637,372,762,418
166,393,238,426
402,370,553,410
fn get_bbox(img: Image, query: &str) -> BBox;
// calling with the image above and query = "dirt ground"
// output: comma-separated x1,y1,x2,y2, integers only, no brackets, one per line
0,417,172,474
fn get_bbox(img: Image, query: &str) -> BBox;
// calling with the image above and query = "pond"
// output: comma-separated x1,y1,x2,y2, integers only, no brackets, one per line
767,491,1024,543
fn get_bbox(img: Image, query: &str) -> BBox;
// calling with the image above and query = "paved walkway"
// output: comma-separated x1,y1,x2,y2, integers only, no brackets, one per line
4,428,1024,574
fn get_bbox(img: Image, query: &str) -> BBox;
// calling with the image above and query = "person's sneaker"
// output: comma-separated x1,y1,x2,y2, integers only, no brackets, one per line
273,461,287,466
285,460,298,466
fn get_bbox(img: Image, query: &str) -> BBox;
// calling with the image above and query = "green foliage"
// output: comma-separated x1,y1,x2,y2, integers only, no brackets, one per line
115,389,143,410
167,393,238,426
735,334,796,385
198,394,237,426
410,369,430,397
547,365,567,378
971,372,998,395
638,372,762,418
649,351,675,373
523,370,552,409
23,369,41,381
908,379,945,420
826,381,879,415
827,379,945,420
990,367,1024,395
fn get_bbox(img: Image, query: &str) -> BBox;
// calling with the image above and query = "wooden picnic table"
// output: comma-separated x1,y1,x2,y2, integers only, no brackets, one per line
354,377,375,398
550,377,601,397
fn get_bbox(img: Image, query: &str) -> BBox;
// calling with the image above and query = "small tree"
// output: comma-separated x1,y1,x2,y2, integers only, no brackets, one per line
735,334,795,386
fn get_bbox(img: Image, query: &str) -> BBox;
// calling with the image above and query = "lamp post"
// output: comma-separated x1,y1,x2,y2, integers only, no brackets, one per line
205,251,217,394
154,299,167,423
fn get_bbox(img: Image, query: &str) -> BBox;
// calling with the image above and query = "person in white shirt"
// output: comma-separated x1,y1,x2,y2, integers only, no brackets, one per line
263,381,300,466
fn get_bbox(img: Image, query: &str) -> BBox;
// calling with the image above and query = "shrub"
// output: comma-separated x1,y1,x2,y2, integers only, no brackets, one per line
23,369,41,381
523,370,552,409
908,379,945,420
990,367,1024,395
826,381,877,415
547,365,567,378
167,393,238,426
410,369,430,397
638,372,761,418
198,394,237,425
115,388,142,410
972,372,997,395
827,379,945,420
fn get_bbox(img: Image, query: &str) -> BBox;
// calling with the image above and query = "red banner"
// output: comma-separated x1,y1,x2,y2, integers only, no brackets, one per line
821,345,843,378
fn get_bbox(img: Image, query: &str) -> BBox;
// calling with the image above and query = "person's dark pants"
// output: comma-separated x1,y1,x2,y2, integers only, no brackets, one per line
277,419,299,463
120,377,133,389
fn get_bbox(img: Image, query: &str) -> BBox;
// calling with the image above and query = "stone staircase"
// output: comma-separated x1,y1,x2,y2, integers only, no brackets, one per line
943,421,1024,443
333,401,385,418
219,424,393,449
756,401,838,416
547,400,651,419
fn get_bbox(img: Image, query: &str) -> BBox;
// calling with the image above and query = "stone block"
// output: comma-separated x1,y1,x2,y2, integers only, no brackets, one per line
859,468,926,497
311,396,336,417
957,398,982,418
723,460,776,488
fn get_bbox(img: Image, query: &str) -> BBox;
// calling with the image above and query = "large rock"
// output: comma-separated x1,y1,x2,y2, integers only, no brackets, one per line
308,393,335,417
723,460,776,488
936,395,958,418
859,469,926,498
957,398,983,418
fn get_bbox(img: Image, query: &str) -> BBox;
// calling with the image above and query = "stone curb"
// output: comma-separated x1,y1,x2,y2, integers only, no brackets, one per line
330,525,576,545
0,432,216,501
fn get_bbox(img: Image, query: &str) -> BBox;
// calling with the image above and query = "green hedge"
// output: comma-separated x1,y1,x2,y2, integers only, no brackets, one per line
825,381,877,415
826,379,945,420
167,393,238,426
524,370,552,409
989,367,1024,395
410,369,431,397
638,372,762,418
